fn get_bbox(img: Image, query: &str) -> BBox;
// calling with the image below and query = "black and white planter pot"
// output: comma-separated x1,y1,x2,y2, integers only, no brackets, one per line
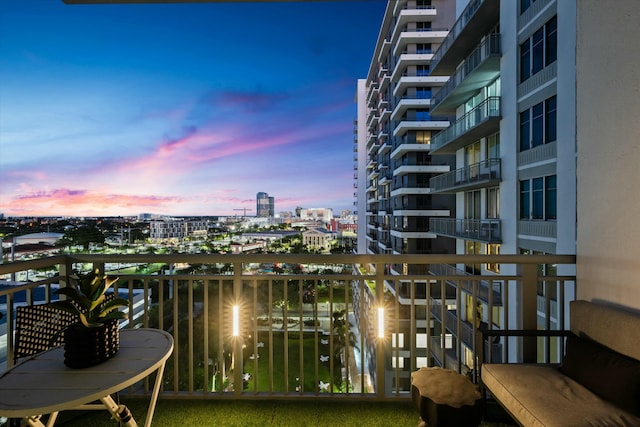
63,320,120,369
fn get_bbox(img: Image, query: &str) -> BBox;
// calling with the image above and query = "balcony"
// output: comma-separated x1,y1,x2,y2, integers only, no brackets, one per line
0,253,575,426
393,118,449,139
430,158,501,193
430,96,501,154
392,27,448,59
390,97,432,122
394,75,449,97
429,218,502,243
431,34,501,115
430,0,500,76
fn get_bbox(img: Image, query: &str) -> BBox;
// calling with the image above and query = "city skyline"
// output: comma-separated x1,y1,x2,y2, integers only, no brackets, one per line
0,0,387,217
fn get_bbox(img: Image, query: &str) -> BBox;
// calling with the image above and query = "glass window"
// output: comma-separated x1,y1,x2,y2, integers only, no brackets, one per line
545,175,557,219
416,87,432,99
532,27,544,75
520,16,557,83
487,132,500,159
520,110,530,151
415,109,431,120
416,65,430,76
520,96,556,152
487,187,500,219
520,39,531,82
531,102,544,147
545,96,557,143
520,180,530,219
416,43,431,54
486,244,500,273
465,241,482,275
532,177,544,219
545,16,557,65
521,0,533,14
416,130,431,144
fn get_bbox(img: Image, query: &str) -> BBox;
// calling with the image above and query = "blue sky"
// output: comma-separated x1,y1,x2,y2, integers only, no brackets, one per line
0,0,387,217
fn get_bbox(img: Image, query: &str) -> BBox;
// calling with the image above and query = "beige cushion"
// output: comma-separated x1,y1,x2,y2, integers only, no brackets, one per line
570,300,640,360
482,364,640,427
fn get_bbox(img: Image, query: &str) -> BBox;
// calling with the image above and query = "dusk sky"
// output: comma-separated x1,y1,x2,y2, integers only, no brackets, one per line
0,0,387,217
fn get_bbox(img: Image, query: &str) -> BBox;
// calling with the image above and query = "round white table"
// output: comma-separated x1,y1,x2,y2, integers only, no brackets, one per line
0,328,173,427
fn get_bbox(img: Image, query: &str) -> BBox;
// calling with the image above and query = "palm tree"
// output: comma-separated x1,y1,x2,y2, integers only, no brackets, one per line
331,309,359,390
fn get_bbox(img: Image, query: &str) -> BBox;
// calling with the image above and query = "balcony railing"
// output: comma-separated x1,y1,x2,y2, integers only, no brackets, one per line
430,0,499,75
430,96,501,153
431,34,501,113
429,218,502,243
0,253,574,402
430,158,501,193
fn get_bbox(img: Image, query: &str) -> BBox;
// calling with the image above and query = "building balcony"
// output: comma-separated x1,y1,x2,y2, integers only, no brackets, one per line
430,96,501,154
430,0,500,76
394,164,450,177
390,53,434,81
0,253,574,426
391,97,432,122
390,228,438,239
390,142,431,160
393,118,449,138
429,158,501,194
431,34,501,115
394,4,438,31
377,141,392,156
393,28,448,59
394,75,448,96
429,218,502,243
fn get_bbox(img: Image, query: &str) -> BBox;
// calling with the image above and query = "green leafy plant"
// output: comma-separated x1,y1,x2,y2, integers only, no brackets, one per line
54,268,128,328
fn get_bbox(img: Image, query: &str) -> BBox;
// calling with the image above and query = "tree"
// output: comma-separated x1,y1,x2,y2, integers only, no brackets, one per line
62,226,105,250
331,309,359,390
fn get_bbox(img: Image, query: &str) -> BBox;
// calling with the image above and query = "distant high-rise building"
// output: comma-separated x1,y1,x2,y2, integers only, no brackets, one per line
256,192,274,217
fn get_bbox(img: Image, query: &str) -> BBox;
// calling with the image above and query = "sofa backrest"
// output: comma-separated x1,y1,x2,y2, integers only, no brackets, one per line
570,300,640,361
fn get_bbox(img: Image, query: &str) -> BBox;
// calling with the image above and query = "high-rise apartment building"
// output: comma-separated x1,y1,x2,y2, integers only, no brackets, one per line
357,0,587,374
426,0,578,366
355,0,457,389
256,192,274,218
356,0,456,260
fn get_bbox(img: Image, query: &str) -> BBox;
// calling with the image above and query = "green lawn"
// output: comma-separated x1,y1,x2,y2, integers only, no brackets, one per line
54,398,421,427
242,331,335,393
51,398,516,427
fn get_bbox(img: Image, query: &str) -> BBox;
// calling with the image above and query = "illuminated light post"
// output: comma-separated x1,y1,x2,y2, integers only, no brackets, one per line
377,307,385,339
232,305,240,337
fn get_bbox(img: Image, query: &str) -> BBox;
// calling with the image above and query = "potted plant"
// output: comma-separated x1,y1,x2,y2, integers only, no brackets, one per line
53,268,129,368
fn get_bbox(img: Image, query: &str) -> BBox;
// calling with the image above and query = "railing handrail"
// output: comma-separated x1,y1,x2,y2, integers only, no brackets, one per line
0,253,576,400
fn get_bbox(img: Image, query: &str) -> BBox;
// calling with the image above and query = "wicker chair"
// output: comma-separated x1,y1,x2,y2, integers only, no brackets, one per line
13,303,78,363
10,295,122,426
14,292,118,363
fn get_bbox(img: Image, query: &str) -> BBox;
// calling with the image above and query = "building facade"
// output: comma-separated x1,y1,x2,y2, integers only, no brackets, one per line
426,0,578,367
357,0,457,260
357,0,583,379
149,219,208,243
256,192,274,218
355,0,457,391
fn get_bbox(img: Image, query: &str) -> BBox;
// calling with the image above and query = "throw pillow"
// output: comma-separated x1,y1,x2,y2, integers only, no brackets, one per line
561,332,640,416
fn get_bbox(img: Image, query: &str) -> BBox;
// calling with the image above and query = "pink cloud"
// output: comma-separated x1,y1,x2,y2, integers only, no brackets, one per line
7,188,181,217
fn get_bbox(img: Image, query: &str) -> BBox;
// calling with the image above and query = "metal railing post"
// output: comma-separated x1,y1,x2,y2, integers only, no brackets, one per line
521,262,538,363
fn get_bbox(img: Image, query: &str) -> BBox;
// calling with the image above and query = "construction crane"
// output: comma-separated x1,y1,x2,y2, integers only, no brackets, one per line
233,208,253,218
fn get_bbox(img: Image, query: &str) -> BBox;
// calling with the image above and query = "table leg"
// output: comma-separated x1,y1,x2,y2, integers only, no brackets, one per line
23,415,45,427
144,361,167,427
99,395,138,427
